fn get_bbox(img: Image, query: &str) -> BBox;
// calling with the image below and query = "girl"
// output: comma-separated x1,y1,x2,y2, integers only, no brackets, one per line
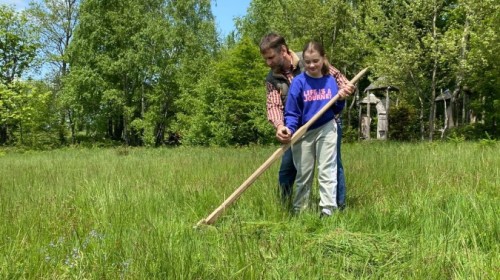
283,41,345,217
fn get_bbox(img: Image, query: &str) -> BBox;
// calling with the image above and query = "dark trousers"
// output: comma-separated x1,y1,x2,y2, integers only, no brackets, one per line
336,119,346,207
278,147,296,202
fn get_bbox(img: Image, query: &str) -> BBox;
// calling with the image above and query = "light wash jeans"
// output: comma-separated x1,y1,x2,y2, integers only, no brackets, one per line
278,119,346,209
291,121,338,212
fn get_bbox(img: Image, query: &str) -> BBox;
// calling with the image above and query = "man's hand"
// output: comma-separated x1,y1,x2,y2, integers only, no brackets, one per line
338,82,355,100
337,89,349,100
276,124,292,144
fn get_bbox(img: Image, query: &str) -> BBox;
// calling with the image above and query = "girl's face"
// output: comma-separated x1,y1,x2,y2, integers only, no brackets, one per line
304,49,324,78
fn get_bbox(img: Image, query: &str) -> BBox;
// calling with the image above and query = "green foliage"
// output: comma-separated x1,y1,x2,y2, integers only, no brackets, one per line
447,130,466,144
0,6,39,85
478,132,497,148
447,123,498,141
2,0,499,147
349,0,499,140
175,36,272,146
389,101,420,141
26,0,79,76
342,126,359,143
0,5,40,145
238,0,366,75
0,81,60,148
64,0,218,146
26,0,81,145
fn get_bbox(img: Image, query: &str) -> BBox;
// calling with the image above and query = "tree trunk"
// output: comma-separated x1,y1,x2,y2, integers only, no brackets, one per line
462,92,467,124
58,111,66,145
419,96,425,141
68,109,76,144
441,97,448,139
155,102,169,146
0,125,8,144
450,14,470,128
428,6,438,141
408,70,426,140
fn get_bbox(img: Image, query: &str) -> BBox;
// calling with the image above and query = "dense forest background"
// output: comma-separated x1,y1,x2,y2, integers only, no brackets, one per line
1,0,498,148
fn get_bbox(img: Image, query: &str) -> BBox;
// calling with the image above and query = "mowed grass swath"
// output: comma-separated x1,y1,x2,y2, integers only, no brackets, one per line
0,142,498,279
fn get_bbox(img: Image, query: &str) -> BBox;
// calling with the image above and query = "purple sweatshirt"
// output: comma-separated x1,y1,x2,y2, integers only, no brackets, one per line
285,72,344,134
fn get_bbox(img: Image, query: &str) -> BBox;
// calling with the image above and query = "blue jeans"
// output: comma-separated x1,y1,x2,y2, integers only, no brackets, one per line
336,118,346,208
278,147,296,203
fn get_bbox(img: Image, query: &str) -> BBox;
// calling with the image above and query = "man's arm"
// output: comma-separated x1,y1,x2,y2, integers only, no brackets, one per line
266,81,285,129
329,65,355,97
266,81,292,143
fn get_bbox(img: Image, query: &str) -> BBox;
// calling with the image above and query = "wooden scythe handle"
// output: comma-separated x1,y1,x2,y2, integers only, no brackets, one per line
196,67,369,227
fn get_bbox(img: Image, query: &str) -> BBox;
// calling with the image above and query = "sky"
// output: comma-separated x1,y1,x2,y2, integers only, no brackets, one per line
0,0,251,37
212,0,250,36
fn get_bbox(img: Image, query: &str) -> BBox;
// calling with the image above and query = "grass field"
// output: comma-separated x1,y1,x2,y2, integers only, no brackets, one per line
0,142,499,279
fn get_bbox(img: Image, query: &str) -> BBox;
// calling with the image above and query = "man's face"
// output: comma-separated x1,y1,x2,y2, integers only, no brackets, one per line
261,46,285,72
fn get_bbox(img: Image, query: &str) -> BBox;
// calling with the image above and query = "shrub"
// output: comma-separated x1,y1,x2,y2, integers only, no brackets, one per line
389,102,419,141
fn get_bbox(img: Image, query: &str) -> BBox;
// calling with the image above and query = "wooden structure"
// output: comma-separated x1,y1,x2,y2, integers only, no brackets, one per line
359,77,399,140
435,89,453,138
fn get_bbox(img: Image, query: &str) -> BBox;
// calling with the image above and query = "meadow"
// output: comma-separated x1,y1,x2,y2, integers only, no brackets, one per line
0,141,498,279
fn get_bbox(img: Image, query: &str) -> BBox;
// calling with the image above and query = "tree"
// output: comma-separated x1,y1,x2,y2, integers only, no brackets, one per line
174,36,271,146
0,5,39,144
65,0,218,146
0,80,55,147
459,0,499,136
155,0,218,146
0,5,38,85
27,0,80,144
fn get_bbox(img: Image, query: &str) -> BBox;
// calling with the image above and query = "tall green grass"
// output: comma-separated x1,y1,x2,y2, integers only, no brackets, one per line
0,142,498,279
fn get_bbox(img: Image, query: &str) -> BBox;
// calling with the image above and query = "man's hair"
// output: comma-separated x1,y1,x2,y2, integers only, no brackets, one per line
259,32,288,54
303,40,331,76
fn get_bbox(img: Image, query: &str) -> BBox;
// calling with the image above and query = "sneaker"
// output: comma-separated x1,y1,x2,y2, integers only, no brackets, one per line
320,207,333,218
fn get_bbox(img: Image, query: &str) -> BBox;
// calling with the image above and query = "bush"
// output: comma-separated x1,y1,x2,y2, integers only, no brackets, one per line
342,125,359,143
447,123,499,141
388,102,419,141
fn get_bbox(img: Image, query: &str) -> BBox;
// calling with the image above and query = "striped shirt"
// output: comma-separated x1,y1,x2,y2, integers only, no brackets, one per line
266,63,354,129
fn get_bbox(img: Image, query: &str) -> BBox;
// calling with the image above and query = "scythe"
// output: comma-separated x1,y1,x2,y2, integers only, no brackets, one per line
196,67,369,227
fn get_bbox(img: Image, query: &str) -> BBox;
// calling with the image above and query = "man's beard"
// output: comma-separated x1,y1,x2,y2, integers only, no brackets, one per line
272,57,286,73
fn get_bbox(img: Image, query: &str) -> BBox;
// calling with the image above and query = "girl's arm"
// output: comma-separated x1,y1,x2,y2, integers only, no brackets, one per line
284,79,303,134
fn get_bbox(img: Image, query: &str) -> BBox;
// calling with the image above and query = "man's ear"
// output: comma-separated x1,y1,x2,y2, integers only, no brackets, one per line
280,45,287,54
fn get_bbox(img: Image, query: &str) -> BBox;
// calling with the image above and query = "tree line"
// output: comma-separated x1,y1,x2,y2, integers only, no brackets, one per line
0,0,498,148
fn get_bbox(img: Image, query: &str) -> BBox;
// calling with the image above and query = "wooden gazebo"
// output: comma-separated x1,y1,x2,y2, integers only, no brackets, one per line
359,77,399,140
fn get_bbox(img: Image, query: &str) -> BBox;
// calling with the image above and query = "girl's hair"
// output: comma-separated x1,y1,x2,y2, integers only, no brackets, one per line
302,41,330,76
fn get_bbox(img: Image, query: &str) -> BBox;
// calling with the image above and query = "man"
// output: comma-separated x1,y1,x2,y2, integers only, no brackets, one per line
259,32,355,209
